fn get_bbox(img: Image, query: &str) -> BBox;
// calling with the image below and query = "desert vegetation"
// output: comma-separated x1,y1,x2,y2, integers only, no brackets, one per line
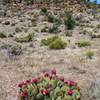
0,0,100,100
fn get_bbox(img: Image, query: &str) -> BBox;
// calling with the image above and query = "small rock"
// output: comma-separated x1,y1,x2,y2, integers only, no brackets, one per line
6,10,12,17
70,45,76,49
11,20,17,26
3,20,10,25
0,9,6,17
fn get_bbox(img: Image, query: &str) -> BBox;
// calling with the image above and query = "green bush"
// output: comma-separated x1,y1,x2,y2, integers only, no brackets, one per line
76,39,91,47
14,34,33,43
65,31,73,36
41,36,67,49
31,17,37,26
15,27,22,33
41,24,59,33
18,69,81,100
86,50,94,59
47,14,61,25
64,12,75,30
0,32,6,38
41,7,48,14
49,38,67,49
9,43,22,55
24,0,34,4
48,24,59,33
47,14,56,23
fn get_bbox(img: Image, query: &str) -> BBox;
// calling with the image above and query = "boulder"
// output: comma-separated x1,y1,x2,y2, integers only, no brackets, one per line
87,79,100,100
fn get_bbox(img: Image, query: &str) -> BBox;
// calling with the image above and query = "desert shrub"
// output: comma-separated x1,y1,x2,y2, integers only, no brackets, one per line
15,27,22,33
90,32,100,38
86,50,94,59
8,33,14,37
65,31,73,36
14,34,33,43
48,24,59,33
24,0,34,4
64,12,75,30
41,24,60,33
49,38,67,49
9,43,22,55
47,14,61,25
76,39,91,47
41,36,67,49
3,0,12,3
41,26,48,32
31,17,37,26
41,7,48,14
18,69,81,100
47,14,56,23
41,36,59,45
0,32,6,38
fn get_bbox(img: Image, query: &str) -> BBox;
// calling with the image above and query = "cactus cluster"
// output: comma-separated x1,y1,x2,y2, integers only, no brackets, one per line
18,69,81,100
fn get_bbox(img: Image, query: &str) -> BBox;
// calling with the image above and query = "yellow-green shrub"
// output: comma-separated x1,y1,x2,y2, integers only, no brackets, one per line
41,36,67,49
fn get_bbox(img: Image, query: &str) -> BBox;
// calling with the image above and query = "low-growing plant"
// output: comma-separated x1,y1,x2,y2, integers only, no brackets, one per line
9,43,22,55
31,17,37,26
18,69,81,100
15,27,22,33
24,0,34,4
48,24,59,33
76,39,91,47
14,34,33,43
41,36,67,49
0,32,6,38
41,7,48,14
64,12,75,30
47,14,56,23
65,31,73,36
90,32,100,38
86,50,94,59
49,38,67,49
41,26,48,32
47,14,61,25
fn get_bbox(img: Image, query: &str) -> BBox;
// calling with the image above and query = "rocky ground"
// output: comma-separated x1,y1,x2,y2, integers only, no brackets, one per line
0,2,100,100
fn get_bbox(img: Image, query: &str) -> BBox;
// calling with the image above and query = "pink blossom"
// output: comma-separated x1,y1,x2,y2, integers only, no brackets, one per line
51,69,56,75
59,76,64,81
18,82,23,88
32,78,38,83
25,79,30,84
67,90,73,95
42,89,49,95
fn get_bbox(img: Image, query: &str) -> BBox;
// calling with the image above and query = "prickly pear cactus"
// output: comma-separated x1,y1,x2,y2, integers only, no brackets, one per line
18,69,81,100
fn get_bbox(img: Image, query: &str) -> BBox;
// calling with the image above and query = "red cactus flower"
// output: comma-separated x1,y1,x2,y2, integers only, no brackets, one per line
51,69,56,75
67,90,73,95
20,90,27,97
49,75,52,80
18,82,23,88
64,80,68,84
20,93,25,97
32,78,38,83
42,89,49,95
44,72,49,77
23,90,27,95
23,82,27,85
67,81,76,86
59,76,64,81
25,79,30,84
